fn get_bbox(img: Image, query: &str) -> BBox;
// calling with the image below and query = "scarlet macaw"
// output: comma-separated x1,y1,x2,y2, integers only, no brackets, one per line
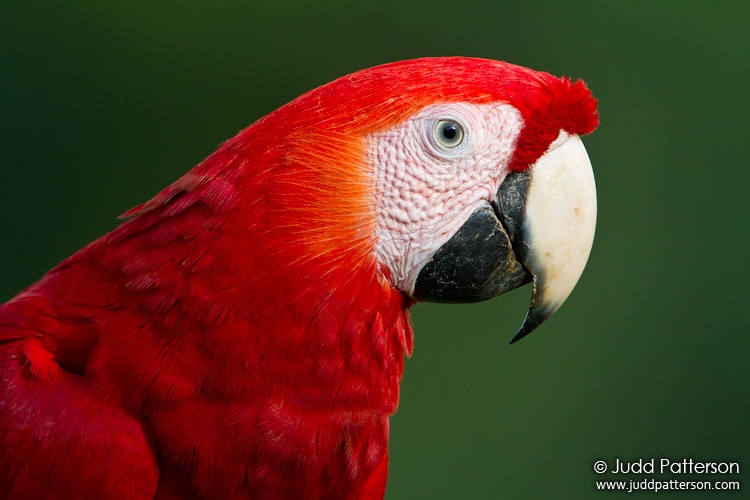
0,57,598,498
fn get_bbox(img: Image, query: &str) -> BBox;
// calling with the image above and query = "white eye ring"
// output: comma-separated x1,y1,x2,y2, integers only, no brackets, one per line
434,119,464,148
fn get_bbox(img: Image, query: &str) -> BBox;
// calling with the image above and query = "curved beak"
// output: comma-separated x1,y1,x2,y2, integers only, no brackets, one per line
412,132,596,344
496,133,597,343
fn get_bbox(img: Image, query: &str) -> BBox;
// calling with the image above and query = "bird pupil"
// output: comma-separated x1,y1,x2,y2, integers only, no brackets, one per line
443,124,457,140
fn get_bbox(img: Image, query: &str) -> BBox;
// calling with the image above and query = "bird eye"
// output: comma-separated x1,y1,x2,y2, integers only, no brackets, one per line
435,119,464,148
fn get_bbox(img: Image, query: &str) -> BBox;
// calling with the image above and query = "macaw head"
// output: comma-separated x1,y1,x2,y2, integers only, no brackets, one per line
128,57,598,344
355,58,599,342
310,56,598,343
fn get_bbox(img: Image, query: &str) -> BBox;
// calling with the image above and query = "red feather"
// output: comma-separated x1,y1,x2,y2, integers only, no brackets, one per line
0,57,596,498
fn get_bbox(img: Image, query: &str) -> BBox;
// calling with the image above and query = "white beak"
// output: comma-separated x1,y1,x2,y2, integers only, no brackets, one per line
508,132,597,342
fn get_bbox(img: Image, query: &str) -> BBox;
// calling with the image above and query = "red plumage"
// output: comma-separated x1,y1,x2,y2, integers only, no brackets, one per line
0,57,597,498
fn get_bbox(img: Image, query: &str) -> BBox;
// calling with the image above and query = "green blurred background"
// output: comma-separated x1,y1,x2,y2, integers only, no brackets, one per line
1,1,747,498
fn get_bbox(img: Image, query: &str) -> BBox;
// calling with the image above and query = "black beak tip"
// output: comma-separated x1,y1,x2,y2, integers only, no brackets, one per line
509,328,532,345
508,305,554,345
509,324,536,345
